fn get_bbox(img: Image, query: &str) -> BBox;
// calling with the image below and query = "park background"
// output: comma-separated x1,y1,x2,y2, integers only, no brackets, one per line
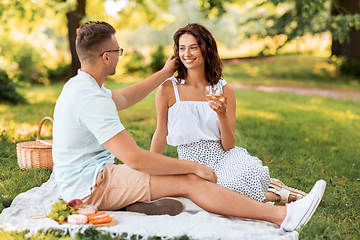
0,0,360,239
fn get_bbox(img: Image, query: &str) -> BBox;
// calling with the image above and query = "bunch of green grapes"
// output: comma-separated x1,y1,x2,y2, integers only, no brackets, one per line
48,200,77,222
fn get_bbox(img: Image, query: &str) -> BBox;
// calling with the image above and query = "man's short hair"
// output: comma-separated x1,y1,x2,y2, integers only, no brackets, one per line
76,21,116,64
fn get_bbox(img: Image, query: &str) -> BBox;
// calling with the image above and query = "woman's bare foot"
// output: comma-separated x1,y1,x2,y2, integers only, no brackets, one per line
264,191,299,203
265,178,307,203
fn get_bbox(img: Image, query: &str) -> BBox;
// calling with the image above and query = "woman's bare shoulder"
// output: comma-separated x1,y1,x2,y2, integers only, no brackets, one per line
157,79,176,107
159,79,174,91
223,82,234,92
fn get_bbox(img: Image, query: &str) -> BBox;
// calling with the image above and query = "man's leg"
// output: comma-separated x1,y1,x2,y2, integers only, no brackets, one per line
150,174,286,226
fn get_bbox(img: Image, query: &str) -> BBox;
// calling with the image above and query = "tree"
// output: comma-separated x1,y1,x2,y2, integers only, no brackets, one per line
66,0,85,77
2,0,360,78
0,0,77,103
198,0,360,70
331,0,360,64
64,0,177,76
0,71,26,104
0,0,175,77
0,0,77,78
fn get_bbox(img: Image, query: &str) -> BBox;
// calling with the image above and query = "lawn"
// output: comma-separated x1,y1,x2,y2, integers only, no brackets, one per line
0,55,359,239
223,54,360,90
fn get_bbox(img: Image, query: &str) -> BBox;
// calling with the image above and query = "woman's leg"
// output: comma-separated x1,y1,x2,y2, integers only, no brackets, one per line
264,178,308,203
264,191,300,202
178,142,271,202
150,173,286,226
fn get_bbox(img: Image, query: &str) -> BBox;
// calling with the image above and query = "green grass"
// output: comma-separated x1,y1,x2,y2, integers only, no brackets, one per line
233,90,360,239
1,55,360,239
223,54,360,90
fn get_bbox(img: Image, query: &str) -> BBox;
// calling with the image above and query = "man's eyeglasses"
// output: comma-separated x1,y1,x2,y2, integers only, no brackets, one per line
100,48,124,57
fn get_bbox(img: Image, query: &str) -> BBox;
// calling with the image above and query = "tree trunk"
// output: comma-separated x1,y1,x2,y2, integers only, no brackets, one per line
331,0,360,61
66,0,86,77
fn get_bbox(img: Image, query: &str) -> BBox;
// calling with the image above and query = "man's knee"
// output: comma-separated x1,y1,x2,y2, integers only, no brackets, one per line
184,173,201,182
175,174,203,197
149,173,203,199
179,174,206,191
150,173,203,191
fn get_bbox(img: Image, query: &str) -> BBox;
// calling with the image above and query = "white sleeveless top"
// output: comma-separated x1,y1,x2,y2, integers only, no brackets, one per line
166,76,227,146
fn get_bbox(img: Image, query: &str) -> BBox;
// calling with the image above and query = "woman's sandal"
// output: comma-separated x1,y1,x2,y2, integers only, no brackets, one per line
267,178,307,203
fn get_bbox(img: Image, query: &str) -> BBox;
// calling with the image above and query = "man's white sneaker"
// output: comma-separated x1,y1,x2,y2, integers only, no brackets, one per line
280,179,326,232
126,197,186,216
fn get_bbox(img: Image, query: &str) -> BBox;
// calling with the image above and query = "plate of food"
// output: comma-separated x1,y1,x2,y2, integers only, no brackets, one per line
59,211,117,227
47,199,117,227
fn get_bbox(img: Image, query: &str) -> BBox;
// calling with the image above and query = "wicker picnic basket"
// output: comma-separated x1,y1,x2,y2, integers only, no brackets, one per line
16,117,54,169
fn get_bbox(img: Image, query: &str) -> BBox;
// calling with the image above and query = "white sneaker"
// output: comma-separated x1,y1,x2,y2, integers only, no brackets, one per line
280,179,326,232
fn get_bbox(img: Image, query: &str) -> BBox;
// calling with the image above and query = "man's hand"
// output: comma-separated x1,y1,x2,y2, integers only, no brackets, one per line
161,54,178,78
104,130,218,179
194,164,218,183
111,55,178,111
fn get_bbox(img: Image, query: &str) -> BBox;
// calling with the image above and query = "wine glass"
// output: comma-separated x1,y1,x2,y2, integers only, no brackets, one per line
205,84,223,102
26,205,46,219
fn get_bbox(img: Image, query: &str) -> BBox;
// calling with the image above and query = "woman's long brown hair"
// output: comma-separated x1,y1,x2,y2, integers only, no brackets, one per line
173,23,223,85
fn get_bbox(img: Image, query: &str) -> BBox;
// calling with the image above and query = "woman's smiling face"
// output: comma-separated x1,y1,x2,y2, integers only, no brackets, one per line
178,33,205,70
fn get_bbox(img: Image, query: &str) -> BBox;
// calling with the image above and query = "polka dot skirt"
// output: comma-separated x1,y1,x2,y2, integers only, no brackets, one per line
177,140,270,202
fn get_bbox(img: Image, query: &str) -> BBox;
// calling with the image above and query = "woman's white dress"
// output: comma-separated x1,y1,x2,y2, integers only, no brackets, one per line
165,77,270,202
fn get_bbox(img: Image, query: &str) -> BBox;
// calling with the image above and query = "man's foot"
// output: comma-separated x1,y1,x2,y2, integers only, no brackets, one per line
125,197,186,216
280,179,326,232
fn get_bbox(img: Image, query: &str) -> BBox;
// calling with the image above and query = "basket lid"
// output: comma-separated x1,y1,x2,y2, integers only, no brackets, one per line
17,140,53,149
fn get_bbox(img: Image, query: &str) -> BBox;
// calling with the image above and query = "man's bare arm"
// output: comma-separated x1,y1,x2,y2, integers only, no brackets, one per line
103,130,217,183
111,55,177,111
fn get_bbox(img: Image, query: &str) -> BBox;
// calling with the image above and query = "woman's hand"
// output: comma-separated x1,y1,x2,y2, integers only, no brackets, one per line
209,89,236,151
208,92,227,117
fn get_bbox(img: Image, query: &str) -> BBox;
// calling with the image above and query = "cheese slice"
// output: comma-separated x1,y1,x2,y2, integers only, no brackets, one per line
77,205,97,215
67,214,88,224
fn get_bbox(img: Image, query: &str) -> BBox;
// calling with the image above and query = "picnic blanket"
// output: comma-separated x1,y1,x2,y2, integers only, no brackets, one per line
0,173,298,239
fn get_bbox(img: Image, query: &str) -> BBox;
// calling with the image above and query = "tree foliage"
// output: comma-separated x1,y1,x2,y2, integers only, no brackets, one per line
0,0,76,33
197,0,360,76
149,44,167,73
83,0,173,30
0,71,26,104
2,0,359,53
199,0,360,44
1,0,360,85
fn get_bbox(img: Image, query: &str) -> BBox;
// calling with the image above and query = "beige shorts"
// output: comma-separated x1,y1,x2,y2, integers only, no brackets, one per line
82,163,151,211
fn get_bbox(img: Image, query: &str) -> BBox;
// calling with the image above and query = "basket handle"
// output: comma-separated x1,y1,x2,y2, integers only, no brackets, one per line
36,117,54,141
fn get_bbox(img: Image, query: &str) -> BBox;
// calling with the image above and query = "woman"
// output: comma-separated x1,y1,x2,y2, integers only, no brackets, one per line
150,23,304,203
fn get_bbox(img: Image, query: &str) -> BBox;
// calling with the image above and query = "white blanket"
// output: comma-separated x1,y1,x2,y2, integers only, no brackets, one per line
0,174,298,239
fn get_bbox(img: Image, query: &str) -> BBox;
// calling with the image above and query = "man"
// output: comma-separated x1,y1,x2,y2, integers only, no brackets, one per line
52,21,326,232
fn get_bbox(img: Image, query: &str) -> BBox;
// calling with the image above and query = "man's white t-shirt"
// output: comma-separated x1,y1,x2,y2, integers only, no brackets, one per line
52,70,125,202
